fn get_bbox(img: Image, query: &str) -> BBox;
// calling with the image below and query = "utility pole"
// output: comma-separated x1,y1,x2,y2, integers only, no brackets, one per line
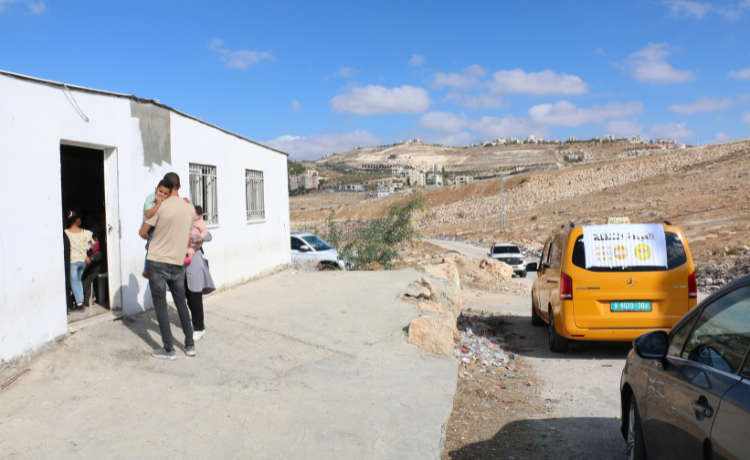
500,173,506,231
482,178,485,230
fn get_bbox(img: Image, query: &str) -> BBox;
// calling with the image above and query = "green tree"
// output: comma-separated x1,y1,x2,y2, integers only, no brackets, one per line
287,159,305,176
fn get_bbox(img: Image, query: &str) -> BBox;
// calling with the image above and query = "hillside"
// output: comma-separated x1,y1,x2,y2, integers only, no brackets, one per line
316,139,670,174
293,140,750,277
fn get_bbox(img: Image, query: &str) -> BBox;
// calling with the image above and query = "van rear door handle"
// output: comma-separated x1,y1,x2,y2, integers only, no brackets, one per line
547,279,559,284
692,401,714,418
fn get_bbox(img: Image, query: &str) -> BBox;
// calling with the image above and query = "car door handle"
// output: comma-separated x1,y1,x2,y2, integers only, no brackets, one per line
547,279,559,284
692,401,714,418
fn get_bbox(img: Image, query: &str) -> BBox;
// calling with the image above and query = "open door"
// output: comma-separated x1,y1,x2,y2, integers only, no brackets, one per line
60,143,121,323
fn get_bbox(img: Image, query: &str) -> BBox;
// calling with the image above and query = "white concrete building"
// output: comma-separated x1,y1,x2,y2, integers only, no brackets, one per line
630,135,643,144
568,136,578,142
0,71,291,363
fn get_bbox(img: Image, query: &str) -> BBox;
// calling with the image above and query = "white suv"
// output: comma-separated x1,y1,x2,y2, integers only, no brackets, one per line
487,243,527,277
291,231,346,270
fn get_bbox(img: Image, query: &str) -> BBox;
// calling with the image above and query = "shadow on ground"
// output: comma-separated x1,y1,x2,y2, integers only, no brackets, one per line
446,417,625,459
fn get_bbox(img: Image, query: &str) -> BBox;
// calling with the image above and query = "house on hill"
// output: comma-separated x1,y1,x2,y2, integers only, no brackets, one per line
0,70,291,363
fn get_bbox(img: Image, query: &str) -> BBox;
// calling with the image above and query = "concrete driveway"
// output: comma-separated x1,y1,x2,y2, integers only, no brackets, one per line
0,269,457,460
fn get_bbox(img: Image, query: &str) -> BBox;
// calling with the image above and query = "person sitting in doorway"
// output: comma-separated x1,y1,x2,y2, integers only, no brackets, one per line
64,210,95,310
82,232,107,306
142,179,174,278
185,205,208,265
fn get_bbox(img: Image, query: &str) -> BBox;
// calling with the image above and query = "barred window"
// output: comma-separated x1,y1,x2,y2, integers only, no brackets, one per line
246,170,265,221
189,163,219,225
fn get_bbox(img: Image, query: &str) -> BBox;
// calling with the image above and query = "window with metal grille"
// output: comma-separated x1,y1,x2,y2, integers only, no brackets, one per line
189,163,219,225
246,170,265,221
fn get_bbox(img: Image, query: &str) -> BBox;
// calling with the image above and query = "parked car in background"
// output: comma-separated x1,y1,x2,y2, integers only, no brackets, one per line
290,231,346,270
621,274,750,460
531,223,697,352
487,243,528,277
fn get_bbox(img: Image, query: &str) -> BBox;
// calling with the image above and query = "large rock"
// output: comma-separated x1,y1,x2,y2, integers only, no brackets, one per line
408,313,456,356
480,258,513,282
423,263,462,319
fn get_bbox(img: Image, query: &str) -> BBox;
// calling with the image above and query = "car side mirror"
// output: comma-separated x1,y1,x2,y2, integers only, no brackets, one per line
633,330,668,360
526,262,538,272
542,263,550,270
487,252,491,257
300,245,311,252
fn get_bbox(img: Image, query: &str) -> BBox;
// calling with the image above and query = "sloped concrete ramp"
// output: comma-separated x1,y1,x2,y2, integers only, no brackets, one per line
1,269,457,459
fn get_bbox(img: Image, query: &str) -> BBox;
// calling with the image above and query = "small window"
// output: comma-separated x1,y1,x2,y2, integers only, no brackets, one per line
549,236,563,269
668,315,699,358
245,170,265,221
189,163,218,225
681,285,750,374
291,237,303,251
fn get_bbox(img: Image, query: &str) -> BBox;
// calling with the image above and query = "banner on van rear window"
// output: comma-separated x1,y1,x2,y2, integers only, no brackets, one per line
582,224,668,269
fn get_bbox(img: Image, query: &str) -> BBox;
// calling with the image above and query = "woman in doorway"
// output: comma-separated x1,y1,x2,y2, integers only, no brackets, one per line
64,210,95,310
184,229,215,341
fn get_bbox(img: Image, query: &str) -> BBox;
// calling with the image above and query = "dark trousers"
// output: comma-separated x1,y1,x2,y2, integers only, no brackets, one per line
185,280,205,332
148,261,194,350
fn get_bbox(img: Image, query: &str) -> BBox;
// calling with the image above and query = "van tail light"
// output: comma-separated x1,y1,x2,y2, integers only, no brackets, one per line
688,271,697,299
561,272,573,300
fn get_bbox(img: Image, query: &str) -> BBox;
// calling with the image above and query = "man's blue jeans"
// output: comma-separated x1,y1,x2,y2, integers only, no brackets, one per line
148,261,194,350
143,228,154,273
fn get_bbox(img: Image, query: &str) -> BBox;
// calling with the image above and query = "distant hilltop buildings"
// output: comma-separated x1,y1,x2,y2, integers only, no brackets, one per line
289,169,319,191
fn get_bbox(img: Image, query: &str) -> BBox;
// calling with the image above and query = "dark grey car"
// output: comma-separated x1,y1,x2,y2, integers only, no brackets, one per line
620,274,750,460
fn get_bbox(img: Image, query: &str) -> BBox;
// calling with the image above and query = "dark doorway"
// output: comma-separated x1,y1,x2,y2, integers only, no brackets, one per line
60,145,110,323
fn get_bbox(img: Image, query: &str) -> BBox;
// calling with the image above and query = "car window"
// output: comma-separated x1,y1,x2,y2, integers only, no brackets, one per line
549,236,563,269
291,237,303,251
541,241,551,267
668,314,699,357
493,246,520,254
571,232,688,272
681,285,750,374
302,235,332,251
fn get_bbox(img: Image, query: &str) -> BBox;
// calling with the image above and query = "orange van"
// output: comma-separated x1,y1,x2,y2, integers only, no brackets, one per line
531,223,697,352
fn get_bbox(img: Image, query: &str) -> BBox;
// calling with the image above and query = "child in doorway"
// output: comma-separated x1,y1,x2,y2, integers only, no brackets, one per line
64,210,95,310
185,205,208,264
142,179,173,277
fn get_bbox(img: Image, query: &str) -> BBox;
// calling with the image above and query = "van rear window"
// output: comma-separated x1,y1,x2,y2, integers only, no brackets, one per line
571,232,687,272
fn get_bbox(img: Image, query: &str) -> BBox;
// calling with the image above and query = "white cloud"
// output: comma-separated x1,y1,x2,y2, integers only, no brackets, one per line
210,39,274,69
335,67,359,78
664,0,750,20
489,69,589,96
291,100,302,114
743,112,750,124
265,130,381,161
626,43,693,84
409,55,426,66
603,119,644,138
527,101,644,127
432,65,487,89
713,132,732,142
0,0,45,13
419,112,471,134
648,122,695,140
669,97,735,114
664,0,712,18
330,85,431,115
728,68,750,80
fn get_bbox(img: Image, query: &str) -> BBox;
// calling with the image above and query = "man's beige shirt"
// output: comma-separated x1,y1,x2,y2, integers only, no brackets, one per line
146,196,195,266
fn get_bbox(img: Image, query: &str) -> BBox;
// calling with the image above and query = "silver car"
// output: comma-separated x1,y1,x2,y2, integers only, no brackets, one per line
487,243,528,277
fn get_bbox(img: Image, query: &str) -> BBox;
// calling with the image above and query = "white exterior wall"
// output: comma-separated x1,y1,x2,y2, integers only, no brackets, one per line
0,74,290,362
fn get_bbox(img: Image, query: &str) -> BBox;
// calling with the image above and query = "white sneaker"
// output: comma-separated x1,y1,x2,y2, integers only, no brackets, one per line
193,330,206,341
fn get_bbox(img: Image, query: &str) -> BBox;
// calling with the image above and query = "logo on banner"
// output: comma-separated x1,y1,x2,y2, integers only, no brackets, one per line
634,243,652,261
614,246,628,260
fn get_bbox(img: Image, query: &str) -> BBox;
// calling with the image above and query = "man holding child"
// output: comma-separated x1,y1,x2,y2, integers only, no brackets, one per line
138,173,197,360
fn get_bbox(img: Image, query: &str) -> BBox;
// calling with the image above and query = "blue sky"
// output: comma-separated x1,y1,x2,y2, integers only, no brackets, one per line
1,0,749,160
